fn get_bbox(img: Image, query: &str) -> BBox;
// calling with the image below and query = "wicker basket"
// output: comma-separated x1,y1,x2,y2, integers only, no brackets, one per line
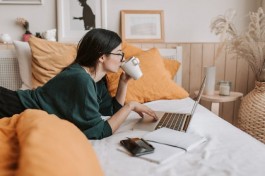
238,81,265,143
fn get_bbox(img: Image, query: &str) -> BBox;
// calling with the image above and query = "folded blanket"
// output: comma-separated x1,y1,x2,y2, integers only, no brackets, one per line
0,109,103,176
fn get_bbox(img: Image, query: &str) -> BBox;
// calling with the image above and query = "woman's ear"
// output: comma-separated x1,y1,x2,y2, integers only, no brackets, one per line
99,56,105,63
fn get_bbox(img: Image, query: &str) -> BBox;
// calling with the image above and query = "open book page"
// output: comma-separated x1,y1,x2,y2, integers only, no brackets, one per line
117,142,185,164
143,128,207,151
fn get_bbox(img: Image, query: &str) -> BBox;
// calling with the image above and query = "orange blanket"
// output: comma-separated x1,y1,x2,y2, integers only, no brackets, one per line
0,109,103,176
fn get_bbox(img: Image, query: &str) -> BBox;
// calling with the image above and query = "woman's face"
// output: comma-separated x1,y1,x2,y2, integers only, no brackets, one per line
103,44,124,73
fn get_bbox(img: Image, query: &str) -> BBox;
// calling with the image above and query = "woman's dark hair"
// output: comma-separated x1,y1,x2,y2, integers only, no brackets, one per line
74,28,122,69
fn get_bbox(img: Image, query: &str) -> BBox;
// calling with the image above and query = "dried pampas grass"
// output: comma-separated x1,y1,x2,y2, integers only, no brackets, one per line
210,7,265,82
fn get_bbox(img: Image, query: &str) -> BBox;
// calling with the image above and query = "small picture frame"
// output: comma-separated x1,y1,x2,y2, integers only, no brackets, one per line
121,10,164,43
0,0,43,4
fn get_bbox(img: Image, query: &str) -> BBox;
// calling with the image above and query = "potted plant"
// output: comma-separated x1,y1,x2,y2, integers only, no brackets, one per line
16,17,32,42
210,7,265,143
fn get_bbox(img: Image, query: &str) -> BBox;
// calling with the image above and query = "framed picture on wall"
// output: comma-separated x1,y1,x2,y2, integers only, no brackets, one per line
57,0,107,43
0,0,43,4
121,10,164,43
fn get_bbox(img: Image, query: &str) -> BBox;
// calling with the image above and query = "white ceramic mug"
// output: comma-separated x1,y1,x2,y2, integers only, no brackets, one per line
121,57,143,80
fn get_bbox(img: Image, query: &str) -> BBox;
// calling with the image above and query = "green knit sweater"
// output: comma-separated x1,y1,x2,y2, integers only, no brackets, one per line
17,63,122,139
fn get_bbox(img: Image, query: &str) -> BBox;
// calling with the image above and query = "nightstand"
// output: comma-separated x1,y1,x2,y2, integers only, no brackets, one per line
194,90,243,116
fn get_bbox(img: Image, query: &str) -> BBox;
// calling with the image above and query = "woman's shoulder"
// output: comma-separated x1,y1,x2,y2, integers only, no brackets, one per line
63,63,86,75
66,63,82,70
49,63,94,86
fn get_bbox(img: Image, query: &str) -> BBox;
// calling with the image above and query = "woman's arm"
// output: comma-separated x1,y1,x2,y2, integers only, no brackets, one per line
107,101,158,133
115,72,131,105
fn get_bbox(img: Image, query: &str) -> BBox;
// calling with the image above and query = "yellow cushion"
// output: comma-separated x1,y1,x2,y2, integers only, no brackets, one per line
106,48,189,103
163,59,181,79
28,36,77,89
122,42,180,79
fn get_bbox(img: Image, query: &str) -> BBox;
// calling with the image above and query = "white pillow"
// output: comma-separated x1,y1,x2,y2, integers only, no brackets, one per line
13,41,32,90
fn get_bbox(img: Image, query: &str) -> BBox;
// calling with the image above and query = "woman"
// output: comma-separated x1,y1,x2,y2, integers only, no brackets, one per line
0,28,157,139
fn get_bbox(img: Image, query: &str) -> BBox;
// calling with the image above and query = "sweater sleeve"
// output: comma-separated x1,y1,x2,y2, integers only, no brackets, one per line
96,79,123,116
82,120,112,139
71,77,113,140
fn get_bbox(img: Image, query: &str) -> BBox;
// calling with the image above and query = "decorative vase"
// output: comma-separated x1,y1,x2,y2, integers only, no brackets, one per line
238,81,265,143
203,66,216,95
22,33,31,42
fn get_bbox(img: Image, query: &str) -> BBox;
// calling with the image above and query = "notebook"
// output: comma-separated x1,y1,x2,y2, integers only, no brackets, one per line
133,76,206,132
117,141,185,164
143,127,207,151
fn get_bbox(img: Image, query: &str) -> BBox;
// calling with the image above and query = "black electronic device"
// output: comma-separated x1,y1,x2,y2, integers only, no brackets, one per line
120,138,155,156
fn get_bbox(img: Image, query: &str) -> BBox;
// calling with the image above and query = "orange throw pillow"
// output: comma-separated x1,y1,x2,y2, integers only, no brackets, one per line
28,37,77,88
106,48,189,103
163,59,181,79
122,42,180,79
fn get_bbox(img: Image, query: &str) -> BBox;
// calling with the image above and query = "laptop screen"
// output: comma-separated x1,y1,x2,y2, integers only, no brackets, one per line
190,75,207,115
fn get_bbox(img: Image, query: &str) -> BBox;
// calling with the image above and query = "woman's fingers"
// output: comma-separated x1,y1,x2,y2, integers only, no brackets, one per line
128,101,158,121
145,110,158,121
120,71,132,82
139,105,158,121
137,112,144,118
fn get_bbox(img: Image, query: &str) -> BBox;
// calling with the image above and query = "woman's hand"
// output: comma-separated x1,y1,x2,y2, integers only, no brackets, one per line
108,101,158,134
119,71,132,84
127,101,158,121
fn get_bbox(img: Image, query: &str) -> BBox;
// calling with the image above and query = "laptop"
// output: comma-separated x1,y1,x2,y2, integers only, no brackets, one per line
133,75,206,132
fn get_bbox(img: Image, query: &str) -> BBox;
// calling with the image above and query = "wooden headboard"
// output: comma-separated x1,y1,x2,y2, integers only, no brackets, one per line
158,47,183,86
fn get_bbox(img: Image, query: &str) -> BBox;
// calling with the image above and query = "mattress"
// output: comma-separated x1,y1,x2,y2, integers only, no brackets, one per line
91,98,265,176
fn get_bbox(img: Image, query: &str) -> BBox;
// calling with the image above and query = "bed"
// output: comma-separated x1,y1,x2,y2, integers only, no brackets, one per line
90,46,265,176
0,38,265,176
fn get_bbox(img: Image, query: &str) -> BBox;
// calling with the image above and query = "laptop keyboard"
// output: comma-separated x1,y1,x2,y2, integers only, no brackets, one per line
155,113,191,131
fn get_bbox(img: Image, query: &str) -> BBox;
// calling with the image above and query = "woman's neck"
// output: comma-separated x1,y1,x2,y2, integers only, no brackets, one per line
83,66,106,82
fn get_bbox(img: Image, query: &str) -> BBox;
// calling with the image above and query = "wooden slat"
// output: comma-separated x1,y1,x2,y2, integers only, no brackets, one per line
235,58,249,95
247,66,255,92
180,43,191,92
214,44,226,86
189,44,203,95
224,52,237,91
202,43,215,67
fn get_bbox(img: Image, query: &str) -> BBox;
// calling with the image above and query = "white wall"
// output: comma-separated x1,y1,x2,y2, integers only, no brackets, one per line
107,0,259,42
0,0,260,43
0,0,56,41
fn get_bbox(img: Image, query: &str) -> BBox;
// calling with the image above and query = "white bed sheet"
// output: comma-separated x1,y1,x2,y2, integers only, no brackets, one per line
91,98,265,176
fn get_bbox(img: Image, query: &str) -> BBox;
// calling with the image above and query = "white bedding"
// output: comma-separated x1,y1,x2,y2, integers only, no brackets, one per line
91,98,265,176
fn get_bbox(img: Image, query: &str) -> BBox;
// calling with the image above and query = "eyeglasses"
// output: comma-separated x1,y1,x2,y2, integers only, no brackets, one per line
107,52,125,62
